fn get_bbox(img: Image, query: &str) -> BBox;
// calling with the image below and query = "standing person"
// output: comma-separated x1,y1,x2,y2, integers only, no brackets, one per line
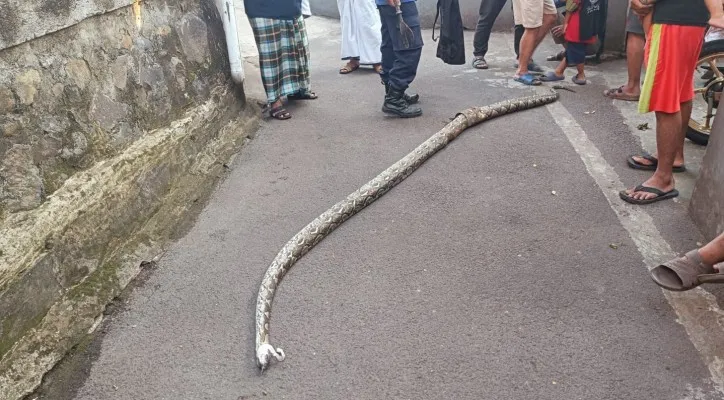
245,0,318,121
641,0,724,34
540,0,605,85
512,0,558,85
377,0,423,118
619,0,708,205
302,0,312,18
608,9,673,175
338,0,383,74
603,9,646,102
621,3,724,174
471,0,543,72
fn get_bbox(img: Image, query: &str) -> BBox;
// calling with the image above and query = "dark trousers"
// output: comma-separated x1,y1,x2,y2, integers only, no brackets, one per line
379,2,423,91
514,24,523,59
473,0,506,57
472,0,524,59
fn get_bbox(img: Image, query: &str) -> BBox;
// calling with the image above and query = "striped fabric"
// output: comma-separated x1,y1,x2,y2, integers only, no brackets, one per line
639,24,705,114
249,16,311,104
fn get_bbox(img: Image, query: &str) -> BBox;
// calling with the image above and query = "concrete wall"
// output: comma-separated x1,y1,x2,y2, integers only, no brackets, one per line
0,0,135,50
690,118,724,241
0,1,258,398
309,0,628,51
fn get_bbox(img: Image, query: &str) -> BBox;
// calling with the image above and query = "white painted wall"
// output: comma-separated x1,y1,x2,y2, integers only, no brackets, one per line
308,0,627,51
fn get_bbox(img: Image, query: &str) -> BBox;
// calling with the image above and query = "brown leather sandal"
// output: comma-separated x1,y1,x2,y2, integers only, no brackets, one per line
339,62,359,74
269,106,291,120
651,250,724,291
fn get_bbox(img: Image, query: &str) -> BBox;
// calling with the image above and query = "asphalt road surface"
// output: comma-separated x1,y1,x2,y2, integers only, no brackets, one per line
34,19,724,400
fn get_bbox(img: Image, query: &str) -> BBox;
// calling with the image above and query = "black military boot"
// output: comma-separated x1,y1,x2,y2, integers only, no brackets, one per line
382,88,422,118
383,82,419,104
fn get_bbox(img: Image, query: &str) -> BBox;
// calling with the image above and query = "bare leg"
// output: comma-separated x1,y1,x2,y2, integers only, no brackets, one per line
575,64,585,80
676,100,692,164
533,14,557,48
630,82,687,170
625,103,690,200
516,13,555,76
700,232,724,266
516,27,540,76
624,33,645,96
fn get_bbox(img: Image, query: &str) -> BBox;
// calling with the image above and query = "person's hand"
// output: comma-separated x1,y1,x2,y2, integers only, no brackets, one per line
387,0,396,6
551,24,566,37
710,15,724,29
630,0,654,16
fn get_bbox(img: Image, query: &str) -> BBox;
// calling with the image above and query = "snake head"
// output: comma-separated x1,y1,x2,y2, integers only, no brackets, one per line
256,344,285,371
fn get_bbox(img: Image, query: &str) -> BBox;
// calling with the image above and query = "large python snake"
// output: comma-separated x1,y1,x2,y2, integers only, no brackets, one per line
255,89,561,371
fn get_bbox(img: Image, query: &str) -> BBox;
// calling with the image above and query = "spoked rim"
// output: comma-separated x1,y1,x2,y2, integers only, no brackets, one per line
690,52,724,136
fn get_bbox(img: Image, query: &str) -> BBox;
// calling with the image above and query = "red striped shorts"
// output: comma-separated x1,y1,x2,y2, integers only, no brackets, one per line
639,24,706,114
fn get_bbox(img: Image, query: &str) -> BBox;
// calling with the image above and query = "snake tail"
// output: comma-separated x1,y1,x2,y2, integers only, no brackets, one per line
254,90,560,370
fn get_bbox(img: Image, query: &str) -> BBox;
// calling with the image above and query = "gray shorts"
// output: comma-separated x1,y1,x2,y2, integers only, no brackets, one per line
626,8,645,35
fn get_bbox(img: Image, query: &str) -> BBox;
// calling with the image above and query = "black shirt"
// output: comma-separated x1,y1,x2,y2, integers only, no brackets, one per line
244,0,302,19
652,0,709,27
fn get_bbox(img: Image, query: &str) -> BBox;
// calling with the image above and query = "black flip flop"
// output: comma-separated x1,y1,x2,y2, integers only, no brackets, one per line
546,51,565,62
619,185,679,205
627,154,686,173
287,91,318,101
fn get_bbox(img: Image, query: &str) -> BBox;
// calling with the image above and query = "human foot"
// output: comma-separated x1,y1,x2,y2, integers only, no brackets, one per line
572,74,587,85
627,154,686,172
472,56,488,69
620,175,677,204
269,100,291,120
651,250,722,291
603,85,640,101
340,60,360,74
540,71,564,82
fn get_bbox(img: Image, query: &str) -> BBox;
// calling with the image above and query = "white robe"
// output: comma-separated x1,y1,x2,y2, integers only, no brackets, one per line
302,0,312,18
337,0,382,64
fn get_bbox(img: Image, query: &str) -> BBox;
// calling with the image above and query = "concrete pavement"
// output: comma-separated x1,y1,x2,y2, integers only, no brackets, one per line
32,18,724,400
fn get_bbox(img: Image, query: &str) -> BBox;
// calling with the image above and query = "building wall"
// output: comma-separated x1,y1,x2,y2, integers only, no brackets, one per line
0,1,258,398
309,0,628,51
690,116,724,241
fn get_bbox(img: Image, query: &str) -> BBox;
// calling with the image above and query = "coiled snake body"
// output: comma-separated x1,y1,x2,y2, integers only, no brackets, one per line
255,90,561,371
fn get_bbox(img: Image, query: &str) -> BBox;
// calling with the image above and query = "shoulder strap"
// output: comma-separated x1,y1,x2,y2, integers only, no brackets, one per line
432,0,441,42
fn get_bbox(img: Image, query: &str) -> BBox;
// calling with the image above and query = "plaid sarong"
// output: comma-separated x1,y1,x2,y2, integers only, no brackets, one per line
249,16,311,104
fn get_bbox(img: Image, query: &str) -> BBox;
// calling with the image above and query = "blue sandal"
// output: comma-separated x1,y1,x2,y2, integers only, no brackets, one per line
540,72,565,82
514,73,542,86
572,75,587,85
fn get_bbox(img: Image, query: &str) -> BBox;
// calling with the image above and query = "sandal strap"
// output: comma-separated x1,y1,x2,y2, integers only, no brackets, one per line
663,250,716,288
472,57,487,67
632,185,666,196
270,107,291,119
632,153,657,163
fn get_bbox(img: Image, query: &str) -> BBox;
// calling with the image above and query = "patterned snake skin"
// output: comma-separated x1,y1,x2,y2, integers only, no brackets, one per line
255,90,561,371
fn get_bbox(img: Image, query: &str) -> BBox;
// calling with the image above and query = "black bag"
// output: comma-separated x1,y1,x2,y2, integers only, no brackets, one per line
432,0,465,65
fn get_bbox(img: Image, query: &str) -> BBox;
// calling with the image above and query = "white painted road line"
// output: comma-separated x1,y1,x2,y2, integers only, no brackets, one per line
542,91,724,395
